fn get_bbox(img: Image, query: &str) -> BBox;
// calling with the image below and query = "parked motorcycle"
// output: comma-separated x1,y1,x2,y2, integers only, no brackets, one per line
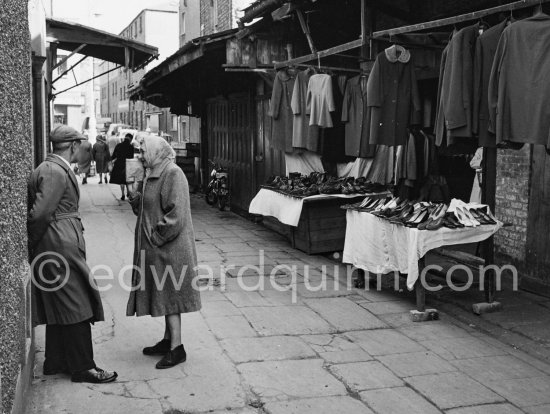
205,160,230,211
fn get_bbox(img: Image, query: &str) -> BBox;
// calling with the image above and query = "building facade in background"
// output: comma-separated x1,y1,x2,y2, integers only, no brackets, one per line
98,7,179,139
199,0,254,35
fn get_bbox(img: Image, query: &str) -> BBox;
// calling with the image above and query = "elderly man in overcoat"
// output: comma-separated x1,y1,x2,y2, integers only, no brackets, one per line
27,125,117,383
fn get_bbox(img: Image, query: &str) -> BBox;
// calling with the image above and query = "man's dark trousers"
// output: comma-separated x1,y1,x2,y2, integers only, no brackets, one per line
45,320,96,374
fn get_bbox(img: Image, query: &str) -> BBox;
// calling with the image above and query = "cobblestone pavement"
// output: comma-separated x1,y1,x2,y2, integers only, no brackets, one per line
26,176,550,414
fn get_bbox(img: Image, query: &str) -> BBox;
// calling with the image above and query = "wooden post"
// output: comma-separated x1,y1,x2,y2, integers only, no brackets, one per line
416,257,426,312
482,147,497,303
472,146,502,314
296,9,317,54
410,256,439,322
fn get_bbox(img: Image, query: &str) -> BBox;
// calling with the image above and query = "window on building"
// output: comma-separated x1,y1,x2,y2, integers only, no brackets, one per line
212,0,218,27
181,12,186,34
171,115,178,131
184,0,187,6
56,55,68,78
139,16,143,33
134,20,138,37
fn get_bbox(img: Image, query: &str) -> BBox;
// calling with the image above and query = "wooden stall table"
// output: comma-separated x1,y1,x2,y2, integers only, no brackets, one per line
343,209,502,321
249,188,388,254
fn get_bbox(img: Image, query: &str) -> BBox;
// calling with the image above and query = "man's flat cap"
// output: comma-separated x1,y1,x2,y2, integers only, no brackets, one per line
50,124,87,142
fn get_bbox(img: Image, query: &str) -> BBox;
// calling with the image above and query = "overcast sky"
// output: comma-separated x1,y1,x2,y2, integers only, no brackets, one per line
47,0,179,34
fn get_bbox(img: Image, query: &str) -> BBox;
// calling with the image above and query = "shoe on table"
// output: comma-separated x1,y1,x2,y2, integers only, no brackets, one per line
156,345,186,369
143,339,171,356
71,367,118,383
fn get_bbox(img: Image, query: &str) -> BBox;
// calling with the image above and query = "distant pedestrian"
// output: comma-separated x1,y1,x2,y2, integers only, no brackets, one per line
76,137,93,184
126,134,201,369
92,134,110,184
107,131,120,157
27,124,117,383
109,133,134,200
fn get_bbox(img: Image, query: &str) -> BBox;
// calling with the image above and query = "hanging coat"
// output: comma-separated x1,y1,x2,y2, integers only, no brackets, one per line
77,140,93,174
367,48,421,146
472,19,508,148
439,24,480,144
127,156,202,317
92,139,111,173
342,75,376,158
270,69,296,153
28,154,104,326
290,69,319,152
488,13,550,146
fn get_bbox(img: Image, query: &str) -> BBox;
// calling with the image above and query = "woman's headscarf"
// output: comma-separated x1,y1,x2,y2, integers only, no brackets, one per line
96,134,106,143
138,133,176,170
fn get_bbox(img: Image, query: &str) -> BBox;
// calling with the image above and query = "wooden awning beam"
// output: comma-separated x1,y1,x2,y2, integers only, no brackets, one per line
52,43,87,70
52,54,87,84
373,0,550,38
274,38,363,68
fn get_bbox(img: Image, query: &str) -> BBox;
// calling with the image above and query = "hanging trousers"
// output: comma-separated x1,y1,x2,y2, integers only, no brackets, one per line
45,320,96,374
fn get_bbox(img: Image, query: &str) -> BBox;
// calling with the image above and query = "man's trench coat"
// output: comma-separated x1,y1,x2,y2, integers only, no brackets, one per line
28,154,104,326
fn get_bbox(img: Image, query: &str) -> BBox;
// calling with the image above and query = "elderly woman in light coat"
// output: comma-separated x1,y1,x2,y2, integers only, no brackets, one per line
127,135,201,369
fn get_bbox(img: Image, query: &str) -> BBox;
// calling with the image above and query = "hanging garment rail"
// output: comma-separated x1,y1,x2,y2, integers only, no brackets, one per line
372,0,550,38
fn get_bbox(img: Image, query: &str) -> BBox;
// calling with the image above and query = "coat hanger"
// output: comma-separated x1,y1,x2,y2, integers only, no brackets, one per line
478,17,489,31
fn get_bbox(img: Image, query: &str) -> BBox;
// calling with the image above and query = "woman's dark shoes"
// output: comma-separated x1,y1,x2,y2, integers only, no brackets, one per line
156,345,186,369
143,339,171,356
120,195,126,201
71,367,118,383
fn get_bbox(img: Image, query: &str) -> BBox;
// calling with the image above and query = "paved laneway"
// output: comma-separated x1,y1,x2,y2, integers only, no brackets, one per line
26,175,550,414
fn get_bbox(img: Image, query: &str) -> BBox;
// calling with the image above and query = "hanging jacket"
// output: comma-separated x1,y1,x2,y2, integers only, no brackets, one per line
367,47,421,146
306,74,335,128
439,24,480,144
270,69,296,153
473,19,508,148
341,75,376,158
291,69,320,152
488,13,550,146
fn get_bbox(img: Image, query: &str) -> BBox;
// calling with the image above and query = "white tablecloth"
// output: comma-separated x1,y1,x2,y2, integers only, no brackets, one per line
249,188,369,227
343,210,502,290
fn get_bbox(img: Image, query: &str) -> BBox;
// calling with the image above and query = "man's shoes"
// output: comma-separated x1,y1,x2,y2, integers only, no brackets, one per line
71,367,118,383
143,339,171,356
99,180,103,184
155,345,186,369
120,195,125,201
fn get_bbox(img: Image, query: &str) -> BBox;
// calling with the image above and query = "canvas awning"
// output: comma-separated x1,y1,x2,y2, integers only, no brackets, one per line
46,17,158,71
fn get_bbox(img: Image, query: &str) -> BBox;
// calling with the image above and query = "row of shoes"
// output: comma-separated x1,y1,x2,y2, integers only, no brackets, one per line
264,173,388,198
345,196,498,230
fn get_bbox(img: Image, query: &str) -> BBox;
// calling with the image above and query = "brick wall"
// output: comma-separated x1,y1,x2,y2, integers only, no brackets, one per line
494,145,532,263
200,0,233,35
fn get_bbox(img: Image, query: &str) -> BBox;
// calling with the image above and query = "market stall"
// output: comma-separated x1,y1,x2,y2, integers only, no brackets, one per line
249,175,390,254
343,197,502,319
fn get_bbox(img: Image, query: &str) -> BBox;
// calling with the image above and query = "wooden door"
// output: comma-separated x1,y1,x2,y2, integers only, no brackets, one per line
207,94,254,213
526,146,550,287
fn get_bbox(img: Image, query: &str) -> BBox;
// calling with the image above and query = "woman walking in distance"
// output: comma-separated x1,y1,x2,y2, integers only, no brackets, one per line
127,134,201,369
92,134,110,184
110,133,134,200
